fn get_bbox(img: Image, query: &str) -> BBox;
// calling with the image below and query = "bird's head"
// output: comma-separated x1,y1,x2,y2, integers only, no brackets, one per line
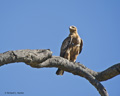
69,25,77,33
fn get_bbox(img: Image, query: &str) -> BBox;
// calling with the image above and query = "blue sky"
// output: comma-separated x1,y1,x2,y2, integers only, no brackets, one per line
0,0,120,96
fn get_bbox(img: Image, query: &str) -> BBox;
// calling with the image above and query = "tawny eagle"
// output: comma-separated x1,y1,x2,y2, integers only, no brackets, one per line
56,25,83,75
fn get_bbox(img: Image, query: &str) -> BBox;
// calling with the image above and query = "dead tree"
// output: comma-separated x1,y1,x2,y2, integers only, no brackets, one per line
0,49,120,96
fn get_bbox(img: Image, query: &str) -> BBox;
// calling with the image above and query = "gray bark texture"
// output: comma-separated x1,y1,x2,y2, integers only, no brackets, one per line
0,49,120,96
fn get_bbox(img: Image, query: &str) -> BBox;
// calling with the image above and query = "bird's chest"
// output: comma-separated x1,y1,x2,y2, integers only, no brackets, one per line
70,36,80,55
71,36,80,46
70,46,80,56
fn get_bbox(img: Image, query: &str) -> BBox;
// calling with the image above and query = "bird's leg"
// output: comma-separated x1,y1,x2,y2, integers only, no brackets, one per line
64,50,70,60
70,54,78,62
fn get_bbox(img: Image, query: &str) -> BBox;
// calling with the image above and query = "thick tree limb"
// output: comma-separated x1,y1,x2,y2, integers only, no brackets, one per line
35,56,108,96
0,49,120,96
0,49,52,66
95,63,120,81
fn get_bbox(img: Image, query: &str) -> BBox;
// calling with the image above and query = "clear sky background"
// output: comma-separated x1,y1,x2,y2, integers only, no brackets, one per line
0,0,120,96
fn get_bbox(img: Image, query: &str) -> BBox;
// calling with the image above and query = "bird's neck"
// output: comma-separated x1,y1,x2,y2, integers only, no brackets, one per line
69,31,78,37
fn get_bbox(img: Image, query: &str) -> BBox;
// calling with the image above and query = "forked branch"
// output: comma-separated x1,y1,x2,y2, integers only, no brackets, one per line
0,49,120,96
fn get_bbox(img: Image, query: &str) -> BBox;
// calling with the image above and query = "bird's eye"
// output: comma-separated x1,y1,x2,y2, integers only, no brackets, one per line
72,26,74,28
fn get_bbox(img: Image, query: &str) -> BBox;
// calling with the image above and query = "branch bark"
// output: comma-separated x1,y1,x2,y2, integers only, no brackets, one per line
0,49,119,96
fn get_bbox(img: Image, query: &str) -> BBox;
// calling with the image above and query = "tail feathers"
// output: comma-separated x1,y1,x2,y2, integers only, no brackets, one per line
56,69,64,75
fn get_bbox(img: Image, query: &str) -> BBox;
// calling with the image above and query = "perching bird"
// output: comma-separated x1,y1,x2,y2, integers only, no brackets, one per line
56,25,83,75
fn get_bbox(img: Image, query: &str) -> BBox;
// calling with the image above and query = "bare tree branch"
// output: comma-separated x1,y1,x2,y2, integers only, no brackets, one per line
34,56,108,96
0,49,120,96
95,63,120,81
0,49,52,66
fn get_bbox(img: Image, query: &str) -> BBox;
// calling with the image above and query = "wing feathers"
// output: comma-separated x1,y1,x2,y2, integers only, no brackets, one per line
79,39,83,54
60,36,72,57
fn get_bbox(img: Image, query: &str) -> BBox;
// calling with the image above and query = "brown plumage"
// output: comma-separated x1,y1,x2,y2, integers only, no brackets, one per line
56,25,83,75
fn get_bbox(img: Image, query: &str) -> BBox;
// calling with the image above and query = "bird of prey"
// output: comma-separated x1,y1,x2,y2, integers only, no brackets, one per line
56,25,83,75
